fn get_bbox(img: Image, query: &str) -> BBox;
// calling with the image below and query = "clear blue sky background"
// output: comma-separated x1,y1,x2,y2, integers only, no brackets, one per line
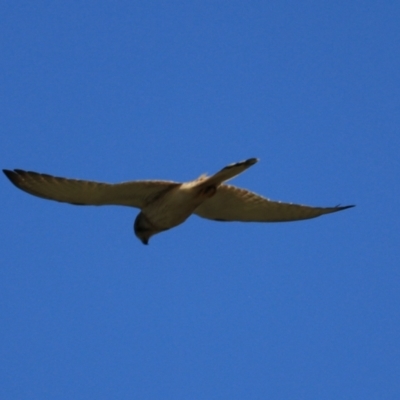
1,2,399,399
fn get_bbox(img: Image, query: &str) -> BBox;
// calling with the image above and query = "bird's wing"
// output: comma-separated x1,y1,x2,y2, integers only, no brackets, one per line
198,158,259,186
3,169,180,208
194,184,354,222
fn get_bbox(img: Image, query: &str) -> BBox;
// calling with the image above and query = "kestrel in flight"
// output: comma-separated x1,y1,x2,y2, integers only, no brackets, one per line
3,158,354,244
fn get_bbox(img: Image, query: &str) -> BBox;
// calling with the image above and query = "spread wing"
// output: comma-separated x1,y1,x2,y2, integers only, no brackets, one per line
194,184,354,222
3,169,180,209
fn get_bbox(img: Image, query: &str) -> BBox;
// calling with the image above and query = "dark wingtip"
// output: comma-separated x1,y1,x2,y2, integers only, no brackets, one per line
3,169,14,178
246,158,259,165
3,169,19,185
336,204,356,211
225,158,259,169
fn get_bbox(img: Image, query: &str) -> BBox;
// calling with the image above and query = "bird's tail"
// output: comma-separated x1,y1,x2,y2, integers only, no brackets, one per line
197,158,259,187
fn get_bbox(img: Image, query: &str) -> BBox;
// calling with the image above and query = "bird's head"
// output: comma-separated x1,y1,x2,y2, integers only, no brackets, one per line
134,212,159,245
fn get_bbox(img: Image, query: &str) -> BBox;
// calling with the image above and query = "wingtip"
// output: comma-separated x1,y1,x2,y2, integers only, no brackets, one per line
3,169,16,181
336,204,356,211
3,169,25,190
225,158,259,169
246,158,259,165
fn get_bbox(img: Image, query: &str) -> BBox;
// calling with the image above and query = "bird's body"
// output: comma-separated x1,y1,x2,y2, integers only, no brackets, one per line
3,158,354,244
134,182,213,242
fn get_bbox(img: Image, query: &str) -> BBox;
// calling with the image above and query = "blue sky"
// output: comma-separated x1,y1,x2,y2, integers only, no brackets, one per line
1,1,399,398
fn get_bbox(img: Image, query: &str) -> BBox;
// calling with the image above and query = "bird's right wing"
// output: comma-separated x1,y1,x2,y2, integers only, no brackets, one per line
197,158,259,187
3,169,180,208
194,184,354,222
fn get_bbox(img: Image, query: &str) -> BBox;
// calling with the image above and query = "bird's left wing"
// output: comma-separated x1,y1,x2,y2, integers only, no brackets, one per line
3,169,179,209
194,184,354,222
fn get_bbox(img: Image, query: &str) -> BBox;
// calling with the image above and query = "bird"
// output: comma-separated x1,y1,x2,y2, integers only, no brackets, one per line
3,158,354,245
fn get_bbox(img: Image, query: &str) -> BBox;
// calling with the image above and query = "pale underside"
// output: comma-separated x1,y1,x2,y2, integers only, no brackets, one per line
3,167,353,223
